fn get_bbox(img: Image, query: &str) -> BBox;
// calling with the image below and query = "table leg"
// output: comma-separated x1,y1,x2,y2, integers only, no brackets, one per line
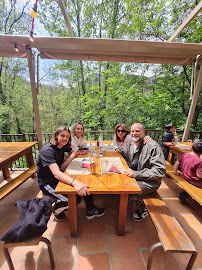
117,194,128,236
168,149,175,164
25,150,36,178
68,194,78,237
2,167,10,179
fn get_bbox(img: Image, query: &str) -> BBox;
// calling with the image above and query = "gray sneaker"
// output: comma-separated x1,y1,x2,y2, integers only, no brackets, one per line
86,207,105,220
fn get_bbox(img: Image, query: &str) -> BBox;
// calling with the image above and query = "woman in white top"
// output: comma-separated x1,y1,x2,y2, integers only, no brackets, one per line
71,122,85,150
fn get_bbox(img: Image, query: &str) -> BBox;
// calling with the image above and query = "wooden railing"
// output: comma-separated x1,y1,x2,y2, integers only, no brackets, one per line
0,130,200,169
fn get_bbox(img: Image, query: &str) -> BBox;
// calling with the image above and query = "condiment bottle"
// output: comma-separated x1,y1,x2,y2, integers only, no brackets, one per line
90,159,96,175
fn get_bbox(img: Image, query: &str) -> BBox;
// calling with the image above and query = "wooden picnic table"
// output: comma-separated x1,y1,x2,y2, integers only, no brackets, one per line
0,142,37,179
163,142,192,164
55,141,142,237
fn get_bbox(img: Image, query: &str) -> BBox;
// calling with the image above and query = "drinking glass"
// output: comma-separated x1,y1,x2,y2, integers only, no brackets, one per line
88,151,93,159
99,146,104,157
89,139,93,146
93,150,97,158
102,159,108,173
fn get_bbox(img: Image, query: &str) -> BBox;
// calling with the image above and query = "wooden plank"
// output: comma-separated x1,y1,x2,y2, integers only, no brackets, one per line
182,63,202,141
4,236,42,247
117,194,128,235
144,192,196,252
68,194,78,237
58,0,73,37
165,160,174,172
2,167,10,179
27,50,43,150
165,161,202,205
167,171,202,206
0,164,37,201
168,2,202,42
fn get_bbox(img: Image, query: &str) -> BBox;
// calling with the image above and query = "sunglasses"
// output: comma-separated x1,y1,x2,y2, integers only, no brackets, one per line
117,129,127,133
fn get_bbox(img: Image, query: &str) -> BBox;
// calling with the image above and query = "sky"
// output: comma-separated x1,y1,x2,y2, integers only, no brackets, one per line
3,0,156,85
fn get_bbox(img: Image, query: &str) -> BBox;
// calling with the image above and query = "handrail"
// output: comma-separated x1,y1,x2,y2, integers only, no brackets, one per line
0,130,200,169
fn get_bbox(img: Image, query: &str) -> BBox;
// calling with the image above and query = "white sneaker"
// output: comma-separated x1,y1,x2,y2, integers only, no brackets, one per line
131,208,148,221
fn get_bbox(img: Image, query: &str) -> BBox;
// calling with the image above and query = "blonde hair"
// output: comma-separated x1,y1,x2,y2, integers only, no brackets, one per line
71,122,85,138
115,123,130,143
50,126,71,146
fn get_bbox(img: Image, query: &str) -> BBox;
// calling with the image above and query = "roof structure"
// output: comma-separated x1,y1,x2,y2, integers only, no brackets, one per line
0,34,202,66
0,1,201,149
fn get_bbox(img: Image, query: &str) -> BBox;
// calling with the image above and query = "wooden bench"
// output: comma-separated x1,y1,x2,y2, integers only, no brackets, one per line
2,191,55,270
0,164,37,201
143,191,197,270
165,161,202,206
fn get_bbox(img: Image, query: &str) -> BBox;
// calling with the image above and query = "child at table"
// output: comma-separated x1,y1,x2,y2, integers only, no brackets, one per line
70,122,85,150
161,123,178,160
173,140,202,204
37,126,105,221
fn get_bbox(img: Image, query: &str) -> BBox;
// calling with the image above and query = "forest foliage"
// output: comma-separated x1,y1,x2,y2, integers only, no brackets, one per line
0,0,201,134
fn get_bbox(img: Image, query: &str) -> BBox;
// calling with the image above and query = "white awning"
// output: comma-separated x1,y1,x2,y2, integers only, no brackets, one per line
0,34,201,65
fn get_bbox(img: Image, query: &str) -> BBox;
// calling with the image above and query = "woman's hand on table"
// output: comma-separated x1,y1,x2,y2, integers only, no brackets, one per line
72,180,90,196
124,168,135,178
115,148,122,154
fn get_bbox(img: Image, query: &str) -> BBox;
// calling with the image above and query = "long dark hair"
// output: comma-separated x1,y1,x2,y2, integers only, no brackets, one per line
115,123,130,143
50,126,71,146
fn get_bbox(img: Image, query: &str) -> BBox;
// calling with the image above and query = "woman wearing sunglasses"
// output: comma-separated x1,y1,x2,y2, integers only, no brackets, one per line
113,123,152,164
113,123,132,162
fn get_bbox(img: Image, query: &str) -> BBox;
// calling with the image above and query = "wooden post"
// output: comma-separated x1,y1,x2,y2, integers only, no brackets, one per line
58,0,74,37
182,62,202,142
168,2,202,42
27,49,43,150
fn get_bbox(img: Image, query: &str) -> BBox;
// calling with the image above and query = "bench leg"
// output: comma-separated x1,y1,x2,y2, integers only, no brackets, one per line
147,242,162,270
3,246,15,270
41,237,55,270
2,167,10,179
186,251,197,270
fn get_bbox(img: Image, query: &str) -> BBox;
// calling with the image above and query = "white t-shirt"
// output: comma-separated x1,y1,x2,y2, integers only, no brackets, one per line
71,135,85,150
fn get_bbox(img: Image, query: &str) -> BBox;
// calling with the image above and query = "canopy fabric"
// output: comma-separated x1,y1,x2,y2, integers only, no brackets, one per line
0,34,202,65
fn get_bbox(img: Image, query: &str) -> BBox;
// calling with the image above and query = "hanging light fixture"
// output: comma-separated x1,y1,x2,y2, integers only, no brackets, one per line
29,31,34,42
31,3,37,18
